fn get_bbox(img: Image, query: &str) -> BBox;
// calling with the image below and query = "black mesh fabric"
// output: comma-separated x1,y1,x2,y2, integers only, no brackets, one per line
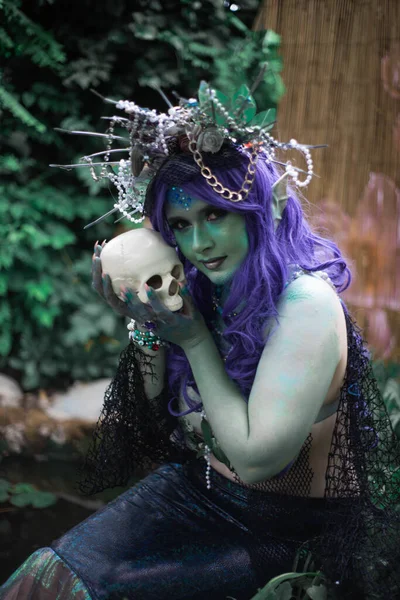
79,309,400,598
238,432,315,497
78,343,184,495
312,309,400,597
241,308,400,598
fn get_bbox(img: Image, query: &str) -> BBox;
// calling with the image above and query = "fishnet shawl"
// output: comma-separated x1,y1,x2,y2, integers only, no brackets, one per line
79,310,400,598
78,343,185,495
243,307,400,598
313,308,400,597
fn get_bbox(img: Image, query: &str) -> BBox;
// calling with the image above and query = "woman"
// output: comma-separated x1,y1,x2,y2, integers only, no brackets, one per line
2,98,400,600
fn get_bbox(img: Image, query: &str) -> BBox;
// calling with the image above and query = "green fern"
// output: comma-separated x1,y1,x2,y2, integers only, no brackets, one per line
0,0,264,391
0,26,13,50
0,85,46,132
1,0,65,68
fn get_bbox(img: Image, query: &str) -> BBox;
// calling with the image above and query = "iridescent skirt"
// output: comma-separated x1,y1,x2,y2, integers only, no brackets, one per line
0,461,335,600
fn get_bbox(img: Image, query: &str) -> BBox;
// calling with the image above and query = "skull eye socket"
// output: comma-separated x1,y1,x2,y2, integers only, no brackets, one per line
146,275,163,290
171,264,182,279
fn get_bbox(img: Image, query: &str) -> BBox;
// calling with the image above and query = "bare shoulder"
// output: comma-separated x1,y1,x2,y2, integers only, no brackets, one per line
280,273,343,315
276,273,347,359
262,273,346,348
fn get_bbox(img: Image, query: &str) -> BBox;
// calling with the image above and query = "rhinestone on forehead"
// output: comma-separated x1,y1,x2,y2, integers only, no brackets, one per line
166,186,193,211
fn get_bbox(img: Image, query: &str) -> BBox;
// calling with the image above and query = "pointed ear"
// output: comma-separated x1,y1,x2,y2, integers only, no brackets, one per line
271,172,289,230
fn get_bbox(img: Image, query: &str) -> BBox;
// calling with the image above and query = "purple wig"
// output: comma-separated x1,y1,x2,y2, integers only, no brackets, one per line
148,152,352,415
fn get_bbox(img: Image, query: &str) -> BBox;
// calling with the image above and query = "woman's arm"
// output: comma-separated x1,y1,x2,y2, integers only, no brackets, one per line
134,325,166,400
181,275,343,484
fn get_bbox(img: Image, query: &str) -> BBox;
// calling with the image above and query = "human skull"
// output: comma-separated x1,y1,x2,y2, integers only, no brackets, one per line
100,229,185,312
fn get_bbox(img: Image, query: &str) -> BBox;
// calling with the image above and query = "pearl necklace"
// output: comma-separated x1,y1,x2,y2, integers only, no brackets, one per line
200,288,234,489
200,409,212,490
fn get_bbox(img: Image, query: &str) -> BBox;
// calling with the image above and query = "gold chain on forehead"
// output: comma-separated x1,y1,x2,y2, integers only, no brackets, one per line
186,130,261,202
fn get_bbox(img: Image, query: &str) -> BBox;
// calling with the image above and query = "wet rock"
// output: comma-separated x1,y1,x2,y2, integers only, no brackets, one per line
0,379,111,461
46,379,111,422
0,375,23,408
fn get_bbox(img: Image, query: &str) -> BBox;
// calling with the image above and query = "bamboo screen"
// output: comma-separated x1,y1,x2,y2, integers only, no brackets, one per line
255,0,400,362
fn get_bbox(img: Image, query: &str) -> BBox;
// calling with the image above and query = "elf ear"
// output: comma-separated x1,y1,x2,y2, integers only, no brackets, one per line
271,172,289,230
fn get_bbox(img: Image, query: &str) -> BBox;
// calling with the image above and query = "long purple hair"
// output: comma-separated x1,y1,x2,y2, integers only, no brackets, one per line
149,153,351,415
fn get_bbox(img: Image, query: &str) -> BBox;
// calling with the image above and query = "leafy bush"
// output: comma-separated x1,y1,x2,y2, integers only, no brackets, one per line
373,360,400,438
0,478,57,508
1,0,279,390
0,165,127,389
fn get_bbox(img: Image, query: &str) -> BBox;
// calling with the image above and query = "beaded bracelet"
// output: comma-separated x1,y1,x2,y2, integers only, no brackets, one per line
127,320,167,351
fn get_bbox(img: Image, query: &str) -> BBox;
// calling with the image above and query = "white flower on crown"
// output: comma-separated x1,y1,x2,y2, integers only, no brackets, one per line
168,106,184,118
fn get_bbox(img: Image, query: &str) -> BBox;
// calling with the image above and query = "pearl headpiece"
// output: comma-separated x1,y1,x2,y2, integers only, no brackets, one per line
51,71,326,229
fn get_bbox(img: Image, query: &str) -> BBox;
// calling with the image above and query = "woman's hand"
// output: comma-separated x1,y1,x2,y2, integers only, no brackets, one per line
92,241,209,348
122,284,209,349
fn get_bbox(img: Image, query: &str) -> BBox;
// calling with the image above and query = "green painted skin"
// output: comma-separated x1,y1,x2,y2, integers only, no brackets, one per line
166,197,249,288
143,192,344,485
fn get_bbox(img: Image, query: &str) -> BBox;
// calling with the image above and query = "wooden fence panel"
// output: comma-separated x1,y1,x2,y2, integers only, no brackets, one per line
255,0,400,361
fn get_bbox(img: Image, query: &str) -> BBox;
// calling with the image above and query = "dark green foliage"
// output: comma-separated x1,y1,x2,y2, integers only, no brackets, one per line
0,0,265,390
372,360,400,438
212,29,286,110
247,570,331,600
0,479,57,508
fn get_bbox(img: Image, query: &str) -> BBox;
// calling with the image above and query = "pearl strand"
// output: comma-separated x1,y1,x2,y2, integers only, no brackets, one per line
115,97,316,197
138,115,149,145
100,120,115,178
131,111,140,139
158,115,169,155
200,409,212,490
285,266,337,292
262,131,278,162
108,159,145,224
83,119,116,182
210,93,237,130
285,139,314,188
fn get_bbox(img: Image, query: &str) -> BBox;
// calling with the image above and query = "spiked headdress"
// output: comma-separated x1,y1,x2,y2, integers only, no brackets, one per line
52,66,325,229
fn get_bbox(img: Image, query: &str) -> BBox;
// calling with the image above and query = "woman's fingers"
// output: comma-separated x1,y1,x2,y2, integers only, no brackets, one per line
103,275,132,317
179,282,193,318
121,286,153,323
94,241,103,258
145,285,176,324
92,241,105,297
92,256,105,298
